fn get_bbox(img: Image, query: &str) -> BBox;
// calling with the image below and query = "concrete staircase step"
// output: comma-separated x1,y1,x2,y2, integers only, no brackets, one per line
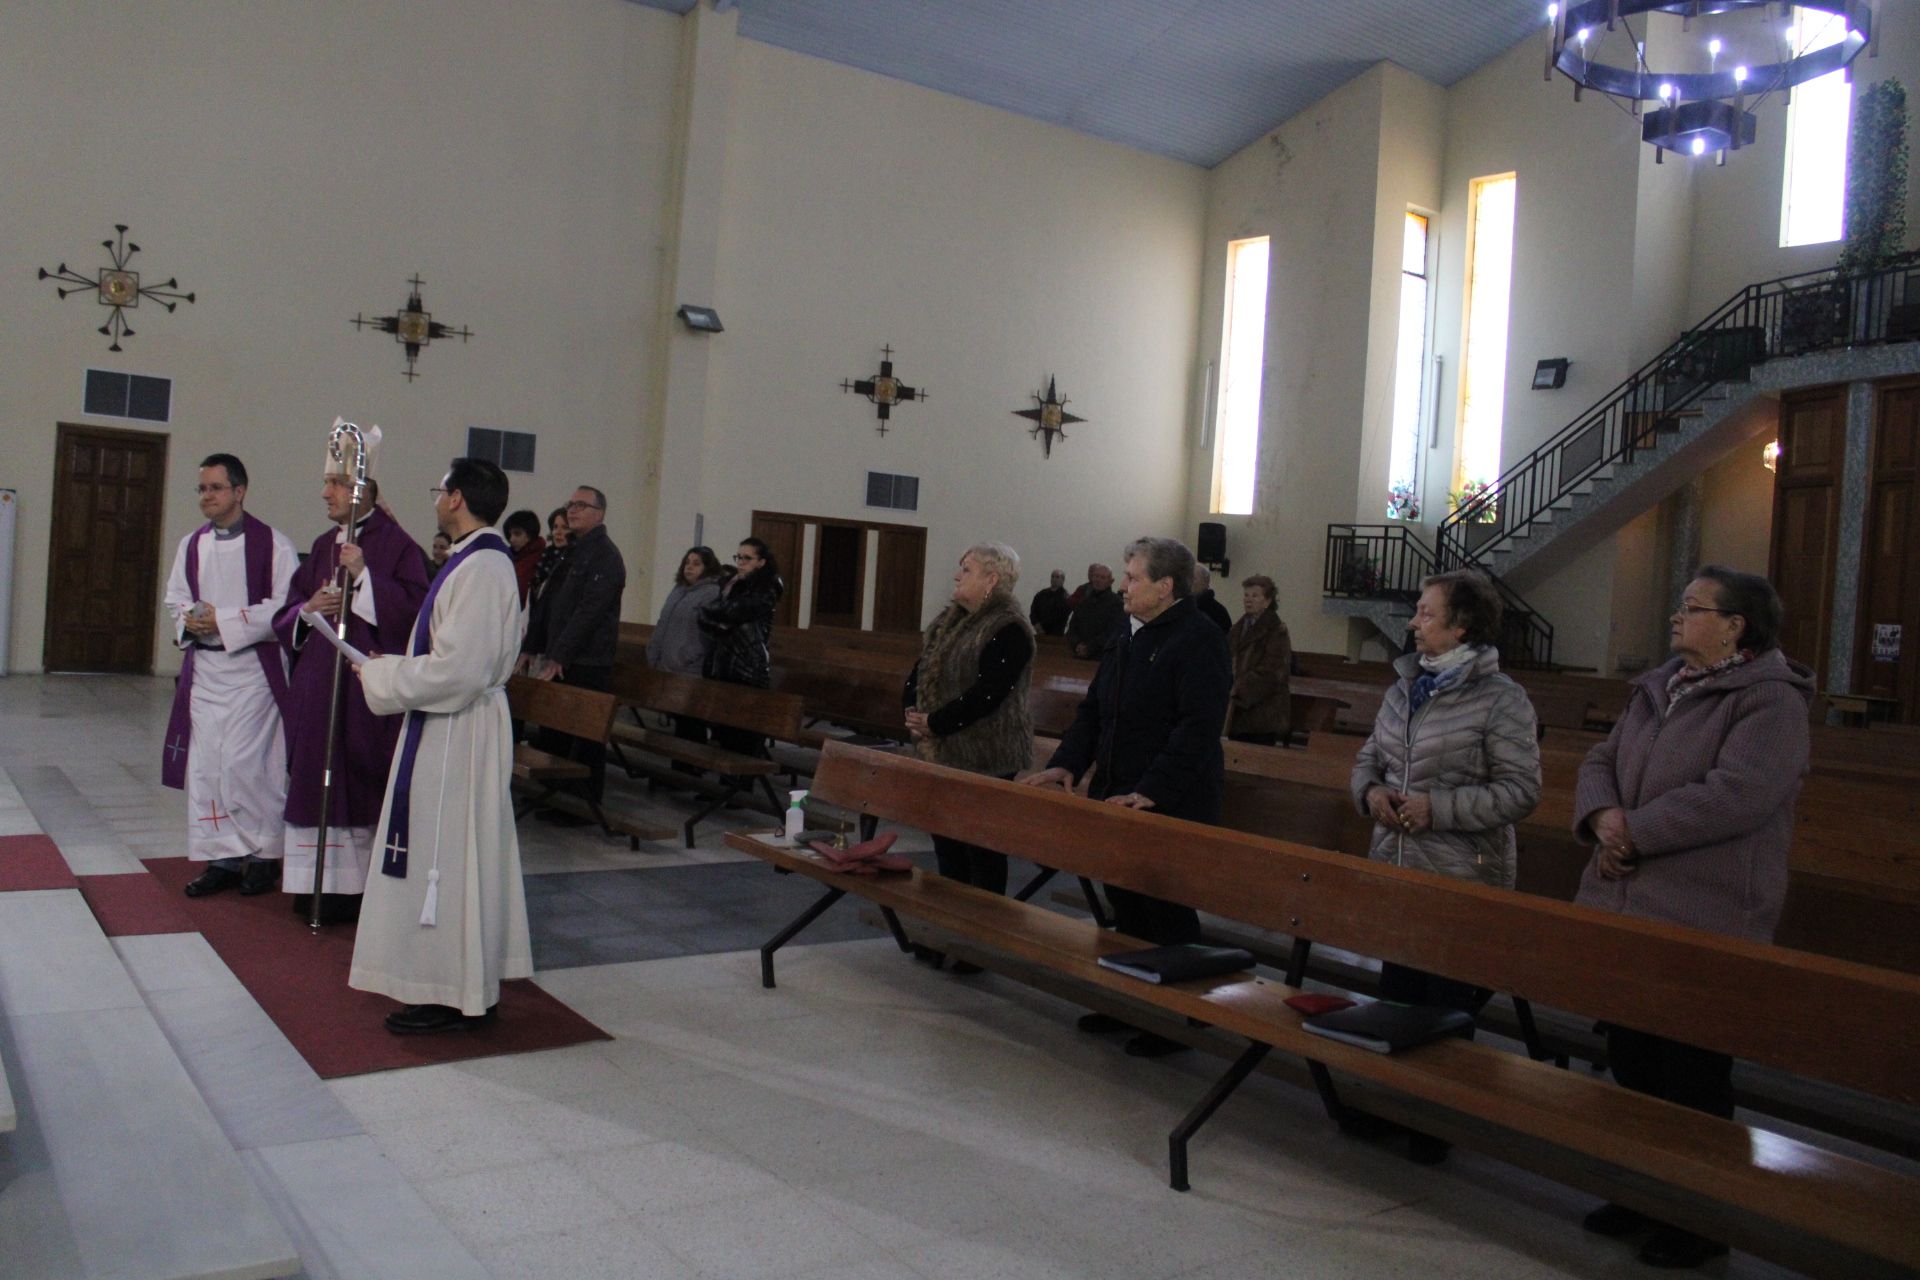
0,890,300,1280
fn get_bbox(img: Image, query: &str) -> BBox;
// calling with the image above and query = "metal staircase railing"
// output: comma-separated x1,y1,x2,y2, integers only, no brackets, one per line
1324,523,1555,668
1436,250,1920,573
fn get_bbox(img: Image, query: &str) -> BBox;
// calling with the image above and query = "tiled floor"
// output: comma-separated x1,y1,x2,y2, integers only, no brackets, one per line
0,673,1811,1279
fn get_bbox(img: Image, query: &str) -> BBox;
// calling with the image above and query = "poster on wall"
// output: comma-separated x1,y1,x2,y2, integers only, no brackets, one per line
1873,623,1902,663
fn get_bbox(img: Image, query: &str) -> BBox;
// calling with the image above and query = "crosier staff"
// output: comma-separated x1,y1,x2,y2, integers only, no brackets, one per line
309,417,376,932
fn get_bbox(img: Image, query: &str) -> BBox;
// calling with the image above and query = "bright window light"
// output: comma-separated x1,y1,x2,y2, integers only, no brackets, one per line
1213,236,1269,516
1780,6,1851,248
1458,174,1516,499
1387,212,1431,520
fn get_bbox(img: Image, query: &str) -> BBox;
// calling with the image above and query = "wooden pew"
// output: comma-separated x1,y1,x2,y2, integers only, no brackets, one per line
607,667,808,847
505,675,624,842
727,744,1920,1278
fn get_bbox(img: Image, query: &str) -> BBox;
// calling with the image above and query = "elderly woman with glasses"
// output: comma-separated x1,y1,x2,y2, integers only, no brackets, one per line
1569,566,1813,1269
902,545,1035,959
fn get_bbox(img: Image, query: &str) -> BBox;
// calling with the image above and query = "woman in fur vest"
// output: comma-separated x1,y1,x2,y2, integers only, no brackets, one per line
903,543,1036,955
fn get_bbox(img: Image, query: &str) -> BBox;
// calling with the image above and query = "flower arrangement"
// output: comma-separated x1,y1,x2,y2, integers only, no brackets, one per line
1386,482,1421,522
1450,479,1497,524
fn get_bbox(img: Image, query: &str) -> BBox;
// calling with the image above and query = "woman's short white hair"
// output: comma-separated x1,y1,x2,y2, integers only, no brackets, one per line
963,542,1021,596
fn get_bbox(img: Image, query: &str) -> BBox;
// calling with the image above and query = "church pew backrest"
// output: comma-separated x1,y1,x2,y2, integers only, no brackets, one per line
506,675,618,743
609,667,805,741
811,741,1920,1106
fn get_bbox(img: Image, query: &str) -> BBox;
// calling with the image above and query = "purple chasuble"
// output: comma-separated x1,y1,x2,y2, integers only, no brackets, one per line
274,508,430,828
162,512,294,791
381,532,512,879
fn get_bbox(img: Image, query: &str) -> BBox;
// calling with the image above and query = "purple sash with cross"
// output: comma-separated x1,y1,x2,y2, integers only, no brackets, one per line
380,532,511,879
162,513,293,790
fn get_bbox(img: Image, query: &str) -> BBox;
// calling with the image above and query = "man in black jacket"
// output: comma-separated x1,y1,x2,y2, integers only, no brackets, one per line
1064,563,1124,658
1191,563,1233,633
1024,535,1231,1057
523,485,626,810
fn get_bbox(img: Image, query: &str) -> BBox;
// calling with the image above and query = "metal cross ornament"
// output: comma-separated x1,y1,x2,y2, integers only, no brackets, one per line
353,275,472,381
1014,376,1086,458
841,345,926,436
38,224,196,352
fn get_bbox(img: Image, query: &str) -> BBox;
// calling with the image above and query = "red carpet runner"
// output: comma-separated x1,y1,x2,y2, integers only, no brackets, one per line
82,856,609,1078
0,834,79,891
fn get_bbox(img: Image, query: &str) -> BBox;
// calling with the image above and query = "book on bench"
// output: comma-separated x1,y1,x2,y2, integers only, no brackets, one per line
1300,1001,1473,1054
1096,944,1256,985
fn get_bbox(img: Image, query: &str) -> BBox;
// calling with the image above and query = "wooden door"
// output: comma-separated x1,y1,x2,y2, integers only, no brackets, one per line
1855,378,1920,719
872,527,928,633
1768,387,1846,688
810,522,867,629
43,423,169,673
748,512,801,629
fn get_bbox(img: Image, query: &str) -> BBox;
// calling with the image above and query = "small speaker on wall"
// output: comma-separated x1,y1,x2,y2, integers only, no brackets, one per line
1197,522,1226,565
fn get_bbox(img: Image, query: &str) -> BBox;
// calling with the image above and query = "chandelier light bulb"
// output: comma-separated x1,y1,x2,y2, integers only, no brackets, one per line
1578,26,1589,45
1658,82,1674,100
1546,2,1557,18
1691,137,1707,155
1734,65,1748,84
1708,38,1722,56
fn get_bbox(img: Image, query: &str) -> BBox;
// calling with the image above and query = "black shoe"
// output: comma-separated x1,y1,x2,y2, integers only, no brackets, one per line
1405,1133,1452,1165
1637,1227,1727,1269
1123,1031,1190,1059
948,960,983,976
1076,1012,1132,1035
1583,1202,1651,1238
384,1004,498,1036
909,944,946,969
184,866,242,897
239,859,280,895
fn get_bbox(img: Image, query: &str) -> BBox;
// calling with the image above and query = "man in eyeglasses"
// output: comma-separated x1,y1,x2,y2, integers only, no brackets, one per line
520,485,625,818
162,453,300,897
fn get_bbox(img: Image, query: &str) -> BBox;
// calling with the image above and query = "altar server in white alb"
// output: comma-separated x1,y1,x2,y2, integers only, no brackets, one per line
163,453,299,897
349,457,533,1034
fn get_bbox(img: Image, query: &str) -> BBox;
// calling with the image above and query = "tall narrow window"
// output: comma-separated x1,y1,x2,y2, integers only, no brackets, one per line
1457,174,1516,508
1388,212,1432,520
1779,5,1852,248
1213,236,1269,516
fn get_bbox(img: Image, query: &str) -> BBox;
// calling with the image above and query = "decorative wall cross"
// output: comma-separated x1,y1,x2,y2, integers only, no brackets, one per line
841,345,925,436
38,224,196,352
1014,376,1085,458
354,275,471,381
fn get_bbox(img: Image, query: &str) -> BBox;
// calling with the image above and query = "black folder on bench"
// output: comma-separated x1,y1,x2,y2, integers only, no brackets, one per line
1096,944,1256,985
1300,1001,1473,1054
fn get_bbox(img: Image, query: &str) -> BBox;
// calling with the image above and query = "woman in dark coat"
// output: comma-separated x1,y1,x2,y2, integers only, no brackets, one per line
698,537,785,755
1571,566,1813,1269
1226,574,1292,745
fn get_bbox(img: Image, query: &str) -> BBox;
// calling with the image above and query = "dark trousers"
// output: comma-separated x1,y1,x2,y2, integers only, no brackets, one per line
933,834,1008,895
540,664,611,802
1378,962,1491,1037
1106,886,1201,946
710,724,767,760
1605,1026,1735,1119
670,714,708,775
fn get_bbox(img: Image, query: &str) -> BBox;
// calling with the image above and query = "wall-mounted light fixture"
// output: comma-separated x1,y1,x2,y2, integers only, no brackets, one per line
1531,357,1570,390
1762,439,1781,472
676,304,724,333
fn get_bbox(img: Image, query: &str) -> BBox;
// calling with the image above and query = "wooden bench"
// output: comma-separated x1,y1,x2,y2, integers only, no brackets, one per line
609,667,808,847
726,744,1920,1277
505,675,646,847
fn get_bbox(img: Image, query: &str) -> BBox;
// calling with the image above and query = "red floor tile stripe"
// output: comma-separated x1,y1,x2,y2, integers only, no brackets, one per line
0,833,79,891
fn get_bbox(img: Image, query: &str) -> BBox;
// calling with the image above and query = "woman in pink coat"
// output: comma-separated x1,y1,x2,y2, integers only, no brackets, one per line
1571,565,1814,1269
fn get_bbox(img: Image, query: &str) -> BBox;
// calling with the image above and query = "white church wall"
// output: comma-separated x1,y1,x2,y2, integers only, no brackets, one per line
0,0,680,673
702,39,1207,629
1185,66,1394,655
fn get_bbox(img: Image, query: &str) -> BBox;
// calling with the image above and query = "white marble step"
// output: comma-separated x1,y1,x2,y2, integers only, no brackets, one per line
0,1032,14,1134
0,889,300,1280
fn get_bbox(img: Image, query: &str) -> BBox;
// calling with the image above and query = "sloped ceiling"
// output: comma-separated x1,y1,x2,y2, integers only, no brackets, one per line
629,0,1546,167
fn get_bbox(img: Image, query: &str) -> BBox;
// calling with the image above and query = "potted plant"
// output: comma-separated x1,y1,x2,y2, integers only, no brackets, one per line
1450,479,1497,524
1386,481,1421,521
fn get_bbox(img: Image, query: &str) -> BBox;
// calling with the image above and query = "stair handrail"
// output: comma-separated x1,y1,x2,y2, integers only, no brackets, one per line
1436,249,1920,572
1324,523,1555,668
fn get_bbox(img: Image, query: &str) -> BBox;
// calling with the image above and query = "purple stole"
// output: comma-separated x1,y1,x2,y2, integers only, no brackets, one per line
161,513,293,790
380,532,511,879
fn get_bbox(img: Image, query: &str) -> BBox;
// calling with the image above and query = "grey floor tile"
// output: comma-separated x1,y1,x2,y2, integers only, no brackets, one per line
243,1135,492,1280
143,983,365,1151
112,932,247,995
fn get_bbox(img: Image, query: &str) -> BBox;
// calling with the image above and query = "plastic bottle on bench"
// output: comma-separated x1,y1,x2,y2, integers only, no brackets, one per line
785,790,809,841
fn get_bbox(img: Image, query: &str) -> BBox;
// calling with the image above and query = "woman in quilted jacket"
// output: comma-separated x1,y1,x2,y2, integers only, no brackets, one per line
1348,569,1541,1161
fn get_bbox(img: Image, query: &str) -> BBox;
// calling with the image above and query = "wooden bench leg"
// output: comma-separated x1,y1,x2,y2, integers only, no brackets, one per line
1511,996,1567,1067
1169,1042,1271,1192
1012,866,1056,902
1284,937,1312,987
683,783,743,849
756,775,784,815
877,905,913,953
1305,1059,1352,1130
1076,876,1111,928
760,885,847,988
